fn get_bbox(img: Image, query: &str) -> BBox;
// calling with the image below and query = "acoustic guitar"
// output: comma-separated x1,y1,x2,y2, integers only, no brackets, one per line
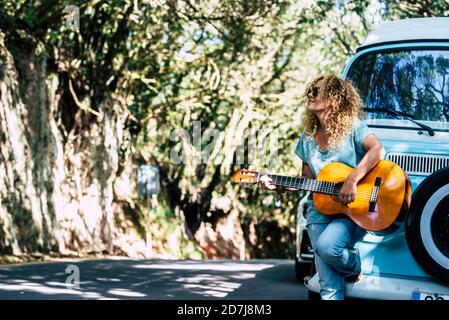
232,160,411,233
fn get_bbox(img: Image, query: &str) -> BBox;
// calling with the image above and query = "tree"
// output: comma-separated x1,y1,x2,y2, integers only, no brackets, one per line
1,0,448,260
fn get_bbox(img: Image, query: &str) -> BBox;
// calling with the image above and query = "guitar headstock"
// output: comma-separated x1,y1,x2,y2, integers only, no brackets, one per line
232,169,259,185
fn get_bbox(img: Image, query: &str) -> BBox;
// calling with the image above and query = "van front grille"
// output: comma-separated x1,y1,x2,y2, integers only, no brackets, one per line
386,153,449,176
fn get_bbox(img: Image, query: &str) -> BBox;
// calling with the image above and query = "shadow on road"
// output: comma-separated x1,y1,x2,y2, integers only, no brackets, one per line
0,258,307,300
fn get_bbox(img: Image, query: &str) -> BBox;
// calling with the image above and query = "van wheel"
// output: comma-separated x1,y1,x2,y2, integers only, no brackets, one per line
307,290,321,300
295,257,311,282
405,167,449,284
306,260,320,300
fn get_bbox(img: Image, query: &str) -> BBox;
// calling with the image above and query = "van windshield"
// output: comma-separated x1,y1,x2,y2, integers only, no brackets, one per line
346,49,449,131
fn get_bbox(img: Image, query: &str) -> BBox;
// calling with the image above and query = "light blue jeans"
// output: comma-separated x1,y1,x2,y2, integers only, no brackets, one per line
307,218,367,300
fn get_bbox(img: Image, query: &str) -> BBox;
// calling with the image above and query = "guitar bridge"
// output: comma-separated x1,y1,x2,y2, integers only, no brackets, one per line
369,177,382,212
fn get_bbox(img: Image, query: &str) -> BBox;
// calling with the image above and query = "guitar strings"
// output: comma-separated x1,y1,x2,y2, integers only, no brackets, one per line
266,175,381,201
266,185,379,201
271,184,379,201
269,180,377,196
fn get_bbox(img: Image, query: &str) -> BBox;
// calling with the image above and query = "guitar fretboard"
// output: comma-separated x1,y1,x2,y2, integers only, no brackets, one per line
262,173,340,195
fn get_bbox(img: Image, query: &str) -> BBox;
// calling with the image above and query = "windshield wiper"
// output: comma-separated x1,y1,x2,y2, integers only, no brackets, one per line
364,107,435,136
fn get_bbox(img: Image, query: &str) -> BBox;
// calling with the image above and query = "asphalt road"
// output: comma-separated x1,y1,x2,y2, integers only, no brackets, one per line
0,258,308,300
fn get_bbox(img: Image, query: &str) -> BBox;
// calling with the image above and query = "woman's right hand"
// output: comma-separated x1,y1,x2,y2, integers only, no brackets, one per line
259,175,277,190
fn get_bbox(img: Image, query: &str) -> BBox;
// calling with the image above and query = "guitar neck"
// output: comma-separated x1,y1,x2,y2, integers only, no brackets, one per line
262,173,339,195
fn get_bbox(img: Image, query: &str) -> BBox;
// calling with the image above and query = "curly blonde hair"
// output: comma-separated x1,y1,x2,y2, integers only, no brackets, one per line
301,74,364,150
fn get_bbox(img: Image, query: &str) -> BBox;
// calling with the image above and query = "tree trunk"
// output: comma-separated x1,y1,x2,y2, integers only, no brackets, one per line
0,30,146,257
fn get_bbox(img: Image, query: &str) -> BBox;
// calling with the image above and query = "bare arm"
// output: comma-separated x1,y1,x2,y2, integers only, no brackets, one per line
302,163,314,179
338,134,385,204
259,163,313,191
347,135,385,183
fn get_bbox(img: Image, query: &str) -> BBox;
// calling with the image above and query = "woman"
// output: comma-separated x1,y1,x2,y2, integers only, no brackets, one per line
260,74,385,300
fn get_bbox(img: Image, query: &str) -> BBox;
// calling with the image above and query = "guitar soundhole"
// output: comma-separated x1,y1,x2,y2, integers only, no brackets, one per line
331,182,344,202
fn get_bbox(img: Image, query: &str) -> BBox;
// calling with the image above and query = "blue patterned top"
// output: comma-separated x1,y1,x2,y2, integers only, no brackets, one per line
294,120,374,225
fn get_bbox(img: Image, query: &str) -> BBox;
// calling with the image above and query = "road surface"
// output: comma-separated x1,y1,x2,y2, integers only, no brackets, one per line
0,258,308,300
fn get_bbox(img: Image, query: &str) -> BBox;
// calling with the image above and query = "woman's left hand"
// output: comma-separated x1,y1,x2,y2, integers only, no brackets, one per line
338,178,357,205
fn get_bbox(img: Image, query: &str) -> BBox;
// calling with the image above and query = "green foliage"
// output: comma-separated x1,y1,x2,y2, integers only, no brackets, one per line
1,0,448,258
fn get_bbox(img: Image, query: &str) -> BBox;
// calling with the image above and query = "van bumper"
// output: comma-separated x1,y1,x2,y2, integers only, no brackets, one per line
304,273,449,300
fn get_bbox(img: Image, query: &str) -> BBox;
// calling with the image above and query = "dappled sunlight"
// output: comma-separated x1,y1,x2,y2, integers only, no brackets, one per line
132,261,274,272
11,279,27,283
128,260,275,298
96,277,122,282
1,0,447,291
229,273,258,280
107,288,146,298
0,281,104,299
176,274,243,298
183,284,233,298
0,258,302,300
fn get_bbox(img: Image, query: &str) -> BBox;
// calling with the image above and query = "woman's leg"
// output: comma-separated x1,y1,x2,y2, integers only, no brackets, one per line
307,218,367,300
307,222,345,300
315,217,367,278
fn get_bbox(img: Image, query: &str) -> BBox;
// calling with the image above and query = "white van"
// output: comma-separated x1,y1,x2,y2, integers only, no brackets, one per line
297,17,449,300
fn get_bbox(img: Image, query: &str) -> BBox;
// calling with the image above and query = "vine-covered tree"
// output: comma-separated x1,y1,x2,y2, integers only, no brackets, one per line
0,0,448,261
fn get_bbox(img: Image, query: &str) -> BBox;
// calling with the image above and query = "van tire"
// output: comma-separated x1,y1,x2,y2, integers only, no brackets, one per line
307,290,321,300
295,257,311,282
405,167,449,284
306,260,320,300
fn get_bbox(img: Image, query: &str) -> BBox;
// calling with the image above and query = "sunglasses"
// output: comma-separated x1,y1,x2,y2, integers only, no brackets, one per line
307,86,321,98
